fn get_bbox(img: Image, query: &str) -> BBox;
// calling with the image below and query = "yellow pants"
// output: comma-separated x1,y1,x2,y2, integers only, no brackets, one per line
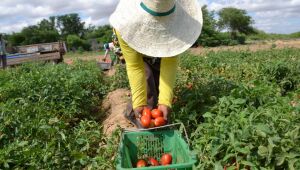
115,31,178,109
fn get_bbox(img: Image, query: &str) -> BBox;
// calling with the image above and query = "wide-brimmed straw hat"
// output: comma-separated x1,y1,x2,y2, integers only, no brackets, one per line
109,0,203,57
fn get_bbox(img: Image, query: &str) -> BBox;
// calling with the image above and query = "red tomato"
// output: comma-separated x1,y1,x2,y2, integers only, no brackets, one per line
142,107,152,118
136,159,147,167
154,117,166,127
149,119,155,128
141,115,151,128
149,157,159,166
161,154,172,165
151,109,163,119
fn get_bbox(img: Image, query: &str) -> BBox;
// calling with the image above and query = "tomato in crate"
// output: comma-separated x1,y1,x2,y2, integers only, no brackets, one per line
116,128,197,170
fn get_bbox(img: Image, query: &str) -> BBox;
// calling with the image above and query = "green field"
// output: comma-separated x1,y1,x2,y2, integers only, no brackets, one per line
0,48,299,169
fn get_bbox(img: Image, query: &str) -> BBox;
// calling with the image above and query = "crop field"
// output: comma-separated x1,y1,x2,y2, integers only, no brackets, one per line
0,48,300,169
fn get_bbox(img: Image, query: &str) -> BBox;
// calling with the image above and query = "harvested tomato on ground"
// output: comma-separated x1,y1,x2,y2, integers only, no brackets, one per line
149,157,159,166
154,117,166,127
136,159,147,167
151,109,163,119
140,115,151,128
161,153,172,165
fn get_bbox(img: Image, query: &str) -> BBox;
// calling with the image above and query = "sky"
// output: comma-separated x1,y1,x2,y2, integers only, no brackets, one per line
0,0,300,34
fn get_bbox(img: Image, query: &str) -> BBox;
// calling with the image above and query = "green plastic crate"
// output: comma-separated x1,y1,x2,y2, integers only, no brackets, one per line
116,129,197,170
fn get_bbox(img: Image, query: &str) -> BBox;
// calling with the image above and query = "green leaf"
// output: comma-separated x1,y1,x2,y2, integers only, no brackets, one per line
241,160,255,166
236,147,250,154
71,151,87,160
288,158,298,170
214,161,223,170
256,124,272,134
256,130,267,138
60,132,66,141
233,98,246,105
203,112,213,118
49,117,59,125
18,141,28,147
276,156,285,166
226,166,236,170
258,146,268,157
223,153,236,162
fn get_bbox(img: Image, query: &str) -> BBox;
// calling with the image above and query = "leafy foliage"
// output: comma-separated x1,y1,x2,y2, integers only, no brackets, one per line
218,7,255,38
197,6,247,47
1,41,300,169
0,61,119,169
57,13,86,39
173,48,300,169
67,35,91,51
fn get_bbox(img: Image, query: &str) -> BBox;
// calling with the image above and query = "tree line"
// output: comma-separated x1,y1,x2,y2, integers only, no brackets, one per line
2,6,299,52
5,13,113,52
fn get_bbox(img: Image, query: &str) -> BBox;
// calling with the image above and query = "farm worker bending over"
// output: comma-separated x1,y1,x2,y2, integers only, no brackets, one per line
102,32,123,62
109,0,203,128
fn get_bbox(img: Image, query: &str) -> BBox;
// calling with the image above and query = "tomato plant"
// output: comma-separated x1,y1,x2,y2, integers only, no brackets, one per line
1,48,300,169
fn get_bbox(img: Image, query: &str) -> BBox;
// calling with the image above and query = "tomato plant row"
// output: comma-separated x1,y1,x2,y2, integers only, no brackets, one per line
0,48,299,169
172,48,300,169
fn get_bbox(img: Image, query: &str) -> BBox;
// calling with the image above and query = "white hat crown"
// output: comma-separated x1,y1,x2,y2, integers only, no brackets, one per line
109,0,203,57
141,0,176,14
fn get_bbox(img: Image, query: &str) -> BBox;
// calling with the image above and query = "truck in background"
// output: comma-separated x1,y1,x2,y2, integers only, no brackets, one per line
0,36,67,69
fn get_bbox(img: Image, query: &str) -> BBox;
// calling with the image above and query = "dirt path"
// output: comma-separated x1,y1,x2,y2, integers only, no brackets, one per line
190,39,300,55
101,89,135,135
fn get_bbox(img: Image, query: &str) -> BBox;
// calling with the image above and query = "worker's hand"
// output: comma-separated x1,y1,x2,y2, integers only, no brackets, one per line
133,106,144,119
102,58,106,62
158,104,171,124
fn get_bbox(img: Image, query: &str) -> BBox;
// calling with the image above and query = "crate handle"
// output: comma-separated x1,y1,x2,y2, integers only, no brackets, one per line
122,123,191,146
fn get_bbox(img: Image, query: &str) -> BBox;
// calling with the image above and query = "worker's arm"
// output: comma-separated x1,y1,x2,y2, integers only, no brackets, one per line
116,30,177,110
158,57,178,107
115,31,147,109
103,49,109,61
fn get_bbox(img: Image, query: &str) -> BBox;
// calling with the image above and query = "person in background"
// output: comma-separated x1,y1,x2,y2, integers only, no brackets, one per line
109,0,203,128
103,42,115,62
0,34,7,68
102,32,124,64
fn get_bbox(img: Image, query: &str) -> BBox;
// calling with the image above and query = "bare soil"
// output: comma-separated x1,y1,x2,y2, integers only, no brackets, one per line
64,55,105,65
101,89,135,135
190,39,300,55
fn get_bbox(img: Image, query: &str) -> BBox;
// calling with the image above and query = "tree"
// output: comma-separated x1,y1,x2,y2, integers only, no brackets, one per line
218,7,254,38
57,14,85,39
8,33,25,46
197,5,221,47
67,35,90,51
85,25,113,44
38,17,56,31
8,17,60,46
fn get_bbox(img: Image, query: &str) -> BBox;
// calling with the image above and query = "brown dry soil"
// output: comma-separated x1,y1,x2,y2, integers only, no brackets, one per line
190,39,300,55
65,55,105,65
101,89,135,135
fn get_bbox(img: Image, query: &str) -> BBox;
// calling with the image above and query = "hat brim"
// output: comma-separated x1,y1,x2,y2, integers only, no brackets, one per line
110,0,203,57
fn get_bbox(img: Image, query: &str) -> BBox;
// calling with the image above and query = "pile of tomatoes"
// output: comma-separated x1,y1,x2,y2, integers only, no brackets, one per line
136,153,172,168
140,108,166,128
